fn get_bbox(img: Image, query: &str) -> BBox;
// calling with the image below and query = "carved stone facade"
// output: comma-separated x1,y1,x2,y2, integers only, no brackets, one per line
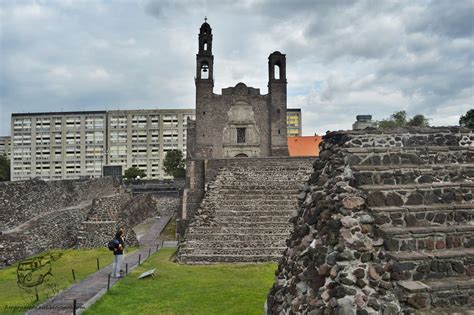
189,21,289,159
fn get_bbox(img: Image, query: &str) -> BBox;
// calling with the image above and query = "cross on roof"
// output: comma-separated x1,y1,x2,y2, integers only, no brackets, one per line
204,16,207,23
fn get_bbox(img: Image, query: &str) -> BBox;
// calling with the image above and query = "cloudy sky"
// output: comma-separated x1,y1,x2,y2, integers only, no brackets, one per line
0,0,472,136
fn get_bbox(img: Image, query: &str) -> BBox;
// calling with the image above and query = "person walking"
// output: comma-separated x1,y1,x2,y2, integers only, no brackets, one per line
112,227,125,278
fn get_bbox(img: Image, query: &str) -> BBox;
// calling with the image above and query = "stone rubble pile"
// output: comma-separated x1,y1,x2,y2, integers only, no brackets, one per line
267,127,474,314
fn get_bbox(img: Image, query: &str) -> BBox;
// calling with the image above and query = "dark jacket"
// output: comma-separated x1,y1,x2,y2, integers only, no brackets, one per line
114,235,125,256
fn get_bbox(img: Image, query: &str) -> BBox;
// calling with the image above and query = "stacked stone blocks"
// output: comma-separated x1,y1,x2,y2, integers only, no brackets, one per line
267,127,474,314
178,157,313,263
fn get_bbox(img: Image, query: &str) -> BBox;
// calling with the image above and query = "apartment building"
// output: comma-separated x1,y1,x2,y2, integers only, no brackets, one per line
106,109,194,179
10,109,195,181
11,111,107,181
0,136,11,158
287,108,302,137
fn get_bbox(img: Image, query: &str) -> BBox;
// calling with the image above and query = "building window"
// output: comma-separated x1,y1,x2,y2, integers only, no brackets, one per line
237,128,246,144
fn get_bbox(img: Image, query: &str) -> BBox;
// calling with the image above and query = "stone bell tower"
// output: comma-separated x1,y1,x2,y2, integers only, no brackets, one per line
268,51,289,156
195,18,214,98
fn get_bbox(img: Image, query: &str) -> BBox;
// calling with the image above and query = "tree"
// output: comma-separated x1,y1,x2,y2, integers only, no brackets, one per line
163,150,185,178
0,154,10,181
460,109,474,128
123,166,146,179
378,111,429,129
407,114,430,127
378,110,407,128
392,111,408,127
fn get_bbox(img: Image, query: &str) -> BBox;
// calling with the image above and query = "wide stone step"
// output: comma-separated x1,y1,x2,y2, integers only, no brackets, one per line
352,163,474,186
344,146,474,167
220,165,312,170
215,177,308,183
188,227,291,235
183,239,287,248
214,216,290,224
179,247,286,256
178,254,283,264
207,195,297,201
203,201,297,208
364,183,474,207
362,182,474,191
380,224,474,252
386,248,474,281
216,174,310,180
205,209,295,217
370,203,474,227
216,187,300,193
185,233,289,242
397,276,474,309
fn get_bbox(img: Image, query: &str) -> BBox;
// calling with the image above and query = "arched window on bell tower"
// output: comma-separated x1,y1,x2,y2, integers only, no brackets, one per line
200,62,209,79
196,18,214,91
274,63,281,80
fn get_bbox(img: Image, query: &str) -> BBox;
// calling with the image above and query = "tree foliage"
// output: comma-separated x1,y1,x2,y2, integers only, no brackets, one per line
163,150,185,178
124,166,146,179
378,110,430,129
460,109,474,128
0,155,10,181
407,114,430,127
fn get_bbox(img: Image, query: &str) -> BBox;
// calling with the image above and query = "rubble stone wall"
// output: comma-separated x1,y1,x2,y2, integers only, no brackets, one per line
78,194,179,249
0,201,91,268
0,177,120,230
0,177,179,268
267,127,474,314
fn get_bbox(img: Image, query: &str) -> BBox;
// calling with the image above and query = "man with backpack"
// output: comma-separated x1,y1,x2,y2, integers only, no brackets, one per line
109,227,125,278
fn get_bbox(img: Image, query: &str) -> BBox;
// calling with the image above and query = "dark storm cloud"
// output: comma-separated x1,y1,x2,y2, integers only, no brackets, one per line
0,0,472,136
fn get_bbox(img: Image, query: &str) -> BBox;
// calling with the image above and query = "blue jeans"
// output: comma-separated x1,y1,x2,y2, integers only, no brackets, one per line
112,254,124,277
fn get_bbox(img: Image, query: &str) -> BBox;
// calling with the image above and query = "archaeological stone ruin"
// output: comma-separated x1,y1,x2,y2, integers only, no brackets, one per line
0,177,180,268
267,127,474,313
177,157,313,263
177,21,319,263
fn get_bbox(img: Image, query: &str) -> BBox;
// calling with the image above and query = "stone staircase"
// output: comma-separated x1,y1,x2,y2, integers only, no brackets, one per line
178,158,313,263
346,144,474,311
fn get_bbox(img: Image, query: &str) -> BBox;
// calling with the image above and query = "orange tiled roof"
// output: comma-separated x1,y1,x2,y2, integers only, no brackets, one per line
288,136,323,157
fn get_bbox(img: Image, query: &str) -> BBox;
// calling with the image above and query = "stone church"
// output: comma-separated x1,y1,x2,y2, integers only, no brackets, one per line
187,20,289,158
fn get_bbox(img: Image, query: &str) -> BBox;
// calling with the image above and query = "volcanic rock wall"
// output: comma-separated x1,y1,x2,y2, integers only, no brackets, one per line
0,177,120,230
77,194,179,248
0,178,120,267
267,127,474,314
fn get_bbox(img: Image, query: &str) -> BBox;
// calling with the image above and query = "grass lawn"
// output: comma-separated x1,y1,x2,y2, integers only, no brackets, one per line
0,247,135,315
85,248,276,315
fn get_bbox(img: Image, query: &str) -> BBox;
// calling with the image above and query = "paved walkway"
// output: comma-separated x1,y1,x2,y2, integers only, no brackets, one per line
26,215,172,315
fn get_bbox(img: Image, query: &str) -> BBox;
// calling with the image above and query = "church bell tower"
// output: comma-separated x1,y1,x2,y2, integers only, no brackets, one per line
195,18,214,97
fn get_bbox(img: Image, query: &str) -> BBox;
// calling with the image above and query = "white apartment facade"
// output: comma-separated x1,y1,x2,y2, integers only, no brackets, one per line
0,136,11,158
106,109,194,179
10,109,195,181
11,111,107,181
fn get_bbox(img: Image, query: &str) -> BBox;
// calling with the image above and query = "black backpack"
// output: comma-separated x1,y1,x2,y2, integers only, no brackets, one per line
107,238,119,251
